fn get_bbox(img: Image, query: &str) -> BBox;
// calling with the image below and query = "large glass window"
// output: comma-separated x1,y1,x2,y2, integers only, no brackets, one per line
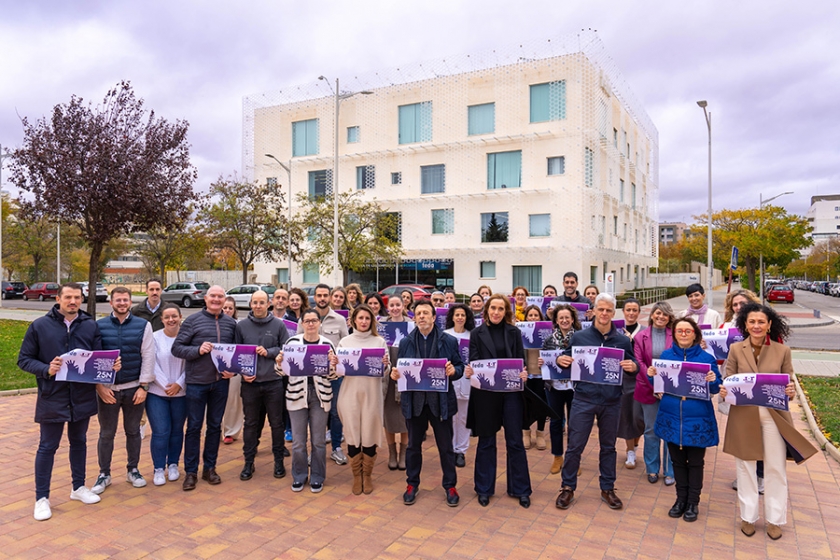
468,103,495,135
480,261,496,279
481,212,509,243
303,263,320,284
547,156,565,176
529,81,566,122
529,214,551,237
292,119,319,157
308,169,332,199
421,164,445,194
431,209,454,235
356,165,375,190
487,151,521,190
398,101,432,144
378,212,402,243
512,265,542,294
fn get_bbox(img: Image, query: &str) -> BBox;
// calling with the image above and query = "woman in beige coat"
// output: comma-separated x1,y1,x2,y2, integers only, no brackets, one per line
333,305,390,494
721,303,817,541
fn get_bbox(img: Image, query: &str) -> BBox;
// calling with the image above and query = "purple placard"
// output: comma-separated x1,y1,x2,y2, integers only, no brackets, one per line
335,309,349,319
283,319,299,334
335,347,386,377
612,319,625,330
396,358,448,392
211,344,258,376
570,302,590,317
526,296,559,317
540,349,570,380
474,316,484,327
435,308,448,331
280,344,331,376
651,359,712,400
516,321,555,349
55,349,120,384
457,337,470,365
378,321,415,346
698,324,712,330
469,359,524,392
571,346,624,385
723,373,789,411
702,328,744,361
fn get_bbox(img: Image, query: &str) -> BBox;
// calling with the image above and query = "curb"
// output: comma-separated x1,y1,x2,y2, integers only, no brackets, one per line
794,375,840,464
0,388,38,398
790,320,837,329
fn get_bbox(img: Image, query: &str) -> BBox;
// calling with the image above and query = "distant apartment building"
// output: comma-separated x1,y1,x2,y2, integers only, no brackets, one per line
244,32,659,295
805,194,840,242
659,222,687,245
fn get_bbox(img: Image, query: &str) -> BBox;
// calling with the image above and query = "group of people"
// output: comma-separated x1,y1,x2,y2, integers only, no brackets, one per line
18,276,816,541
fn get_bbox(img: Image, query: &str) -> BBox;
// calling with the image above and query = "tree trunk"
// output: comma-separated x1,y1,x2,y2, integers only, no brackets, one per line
32,255,42,286
744,257,757,293
87,241,103,316
241,260,249,284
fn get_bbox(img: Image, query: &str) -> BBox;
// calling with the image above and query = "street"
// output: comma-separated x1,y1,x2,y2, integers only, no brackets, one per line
787,288,840,351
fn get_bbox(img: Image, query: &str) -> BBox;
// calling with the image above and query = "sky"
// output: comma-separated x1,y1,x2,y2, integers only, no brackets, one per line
1,0,839,224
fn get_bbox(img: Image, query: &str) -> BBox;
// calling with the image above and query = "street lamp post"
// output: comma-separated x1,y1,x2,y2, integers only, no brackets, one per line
696,101,714,308
265,154,293,288
0,144,10,309
318,76,372,287
759,191,793,304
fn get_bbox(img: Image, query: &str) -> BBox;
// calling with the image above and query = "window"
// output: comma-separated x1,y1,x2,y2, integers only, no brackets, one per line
613,216,618,235
529,81,566,122
303,263,320,284
468,103,495,135
623,223,628,240
398,101,432,144
620,179,625,202
487,151,521,190
590,266,598,285
308,169,332,199
391,171,402,185
481,212,509,243
512,265,542,295
306,226,319,241
480,261,496,279
356,165,375,190
292,118,318,157
276,268,289,284
378,212,402,243
421,164,445,194
547,156,565,176
584,147,594,187
529,214,551,237
347,126,360,143
267,177,277,187
613,128,618,148
431,209,454,235
631,183,637,209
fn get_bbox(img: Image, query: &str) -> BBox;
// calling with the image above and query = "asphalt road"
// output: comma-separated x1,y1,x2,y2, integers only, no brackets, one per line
0,297,206,319
787,288,840,351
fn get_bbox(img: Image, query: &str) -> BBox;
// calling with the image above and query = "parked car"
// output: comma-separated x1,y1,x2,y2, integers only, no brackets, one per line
1,281,27,300
378,284,435,306
78,282,108,303
23,282,60,301
766,285,794,304
161,281,210,308
226,284,277,308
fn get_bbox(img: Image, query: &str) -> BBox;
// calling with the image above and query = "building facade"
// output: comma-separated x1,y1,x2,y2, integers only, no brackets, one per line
805,194,840,247
659,222,687,245
245,33,659,295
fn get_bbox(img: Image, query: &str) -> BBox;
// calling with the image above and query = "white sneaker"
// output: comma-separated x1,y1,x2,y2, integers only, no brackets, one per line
126,468,147,488
91,473,111,495
153,468,166,486
140,424,146,439
331,448,348,465
625,450,637,469
758,477,765,495
167,464,180,482
34,498,52,521
70,486,101,504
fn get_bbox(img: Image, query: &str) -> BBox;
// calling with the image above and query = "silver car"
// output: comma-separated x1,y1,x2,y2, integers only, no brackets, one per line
161,281,210,308
226,284,277,308
78,282,108,303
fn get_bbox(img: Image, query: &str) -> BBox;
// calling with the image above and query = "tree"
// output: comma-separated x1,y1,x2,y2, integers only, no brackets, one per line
135,211,209,279
482,213,509,243
785,238,840,280
295,191,403,285
8,81,196,314
198,175,299,284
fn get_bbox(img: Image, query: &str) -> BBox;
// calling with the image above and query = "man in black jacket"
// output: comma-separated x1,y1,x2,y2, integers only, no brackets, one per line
235,290,289,481
172,285,237,491
18,283,117,521
131,277,164,331
390,300,464,507
555,293,638,511
557,272,586,303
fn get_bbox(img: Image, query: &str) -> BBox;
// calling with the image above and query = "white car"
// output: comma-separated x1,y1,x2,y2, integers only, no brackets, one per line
226,284,277,308
78,282,108,303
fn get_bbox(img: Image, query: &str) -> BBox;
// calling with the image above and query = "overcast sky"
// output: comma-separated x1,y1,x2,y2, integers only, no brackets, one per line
2,0,838,223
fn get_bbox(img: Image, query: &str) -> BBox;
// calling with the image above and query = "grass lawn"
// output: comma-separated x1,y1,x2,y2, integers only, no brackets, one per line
0,319,36,391
799,375,840,450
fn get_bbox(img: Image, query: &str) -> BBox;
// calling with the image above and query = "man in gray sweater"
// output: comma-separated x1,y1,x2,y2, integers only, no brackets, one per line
235,290,290,481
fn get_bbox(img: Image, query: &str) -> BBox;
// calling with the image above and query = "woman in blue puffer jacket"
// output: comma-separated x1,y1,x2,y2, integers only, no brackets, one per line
647,316,720,524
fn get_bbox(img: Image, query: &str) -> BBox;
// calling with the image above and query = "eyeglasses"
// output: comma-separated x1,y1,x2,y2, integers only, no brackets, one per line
675,329,694,335
302,319,320,324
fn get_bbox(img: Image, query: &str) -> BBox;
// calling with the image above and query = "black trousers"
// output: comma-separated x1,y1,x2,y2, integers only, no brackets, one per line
405,405,456,490
241,379,286,462
667,443,706,505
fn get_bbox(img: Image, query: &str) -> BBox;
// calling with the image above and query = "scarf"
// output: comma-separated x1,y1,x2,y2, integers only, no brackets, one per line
685,304,708,323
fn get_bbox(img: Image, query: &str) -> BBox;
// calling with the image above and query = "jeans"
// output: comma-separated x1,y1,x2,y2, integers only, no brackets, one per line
473,392,531,497
184,379,229,474
145,393,187,470
561,397,621,491
406,405,457,490
546,387,574,456
641,401,673,478
241,379,286,462
35,418,90,500
452,398,470,454
329,378,343,449
289,389,329,485
97,386,146,475
668,443,706,505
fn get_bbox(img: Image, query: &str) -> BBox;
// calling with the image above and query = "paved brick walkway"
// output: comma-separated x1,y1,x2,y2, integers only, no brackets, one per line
1,391,838,559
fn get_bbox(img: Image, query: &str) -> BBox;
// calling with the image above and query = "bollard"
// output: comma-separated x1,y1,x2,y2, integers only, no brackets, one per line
814,309,821,318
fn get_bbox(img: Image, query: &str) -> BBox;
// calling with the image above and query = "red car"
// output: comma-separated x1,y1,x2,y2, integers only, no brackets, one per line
379,284,435,306
23,282,61,301
766,285,794,304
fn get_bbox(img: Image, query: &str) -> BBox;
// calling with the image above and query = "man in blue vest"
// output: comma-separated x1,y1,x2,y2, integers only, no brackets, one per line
91,286,155,494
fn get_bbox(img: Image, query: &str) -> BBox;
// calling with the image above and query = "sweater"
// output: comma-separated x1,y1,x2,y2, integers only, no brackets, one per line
171,309,237,384
150,330,186,398
280,334,335,412
234,312,289,382
444,328,471,400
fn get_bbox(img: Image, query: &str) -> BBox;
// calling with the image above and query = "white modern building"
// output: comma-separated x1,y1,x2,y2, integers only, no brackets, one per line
804,194,840,253
245,33,659,295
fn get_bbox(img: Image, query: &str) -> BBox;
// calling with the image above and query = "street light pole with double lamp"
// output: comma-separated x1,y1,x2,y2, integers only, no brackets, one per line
265,153,293,288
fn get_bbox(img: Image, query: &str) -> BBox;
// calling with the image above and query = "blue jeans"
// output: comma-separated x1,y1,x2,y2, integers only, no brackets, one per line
641,401,673,478
145,393,187,470
329,378,343,450
561,397,621,491
184,379,229,474
35,418,90,500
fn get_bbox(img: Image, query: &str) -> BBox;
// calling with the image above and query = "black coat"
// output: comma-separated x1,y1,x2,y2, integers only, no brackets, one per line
397,325,464,420
466,321,526,437
17,305,102,423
